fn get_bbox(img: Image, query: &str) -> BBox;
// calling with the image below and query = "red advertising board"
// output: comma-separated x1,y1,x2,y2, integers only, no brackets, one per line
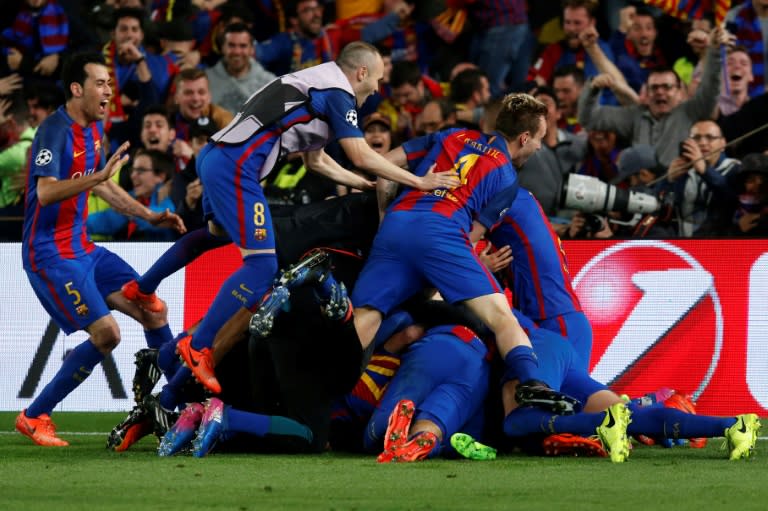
181,239,768,417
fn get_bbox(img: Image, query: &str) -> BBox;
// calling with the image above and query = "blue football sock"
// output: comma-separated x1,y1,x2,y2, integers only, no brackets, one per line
226,407,313,443
628,407,736,439
503,406,604,437
137,227,229,293
191,254,277,350
26,340,104,417
503,345,539,384
158,366,191,411
157,336,182,378
144,324,172,349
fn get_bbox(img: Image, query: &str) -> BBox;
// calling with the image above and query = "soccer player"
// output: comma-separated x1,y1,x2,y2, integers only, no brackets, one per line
350,93,577,412
121,42,458,395
485,188,593,370
16,52,185,447
453,309,762,463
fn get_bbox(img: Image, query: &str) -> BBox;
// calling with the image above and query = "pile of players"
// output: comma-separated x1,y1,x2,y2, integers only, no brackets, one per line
15,44,760,463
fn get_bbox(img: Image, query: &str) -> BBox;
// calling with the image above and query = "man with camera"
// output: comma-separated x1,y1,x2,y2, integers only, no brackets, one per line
661,120,740,236
577,27,731,166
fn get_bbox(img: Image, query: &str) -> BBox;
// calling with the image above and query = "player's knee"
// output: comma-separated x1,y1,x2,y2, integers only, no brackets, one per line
90,323,121,353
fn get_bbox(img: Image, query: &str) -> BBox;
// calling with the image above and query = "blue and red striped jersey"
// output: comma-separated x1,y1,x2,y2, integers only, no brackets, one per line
391,129,519,232
23,107,106,271
488,188,582,320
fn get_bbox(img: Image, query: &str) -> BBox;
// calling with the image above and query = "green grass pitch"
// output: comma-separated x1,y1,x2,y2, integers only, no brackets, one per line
1,412,765,511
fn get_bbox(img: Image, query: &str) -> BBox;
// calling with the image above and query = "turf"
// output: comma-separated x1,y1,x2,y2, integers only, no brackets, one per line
1,412,765,511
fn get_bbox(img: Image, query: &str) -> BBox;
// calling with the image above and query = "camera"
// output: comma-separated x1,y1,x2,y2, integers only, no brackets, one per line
582,213,606,235
560,174,661,215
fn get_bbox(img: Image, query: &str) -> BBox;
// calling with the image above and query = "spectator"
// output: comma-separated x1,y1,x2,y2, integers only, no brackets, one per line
661,120,740,236
2,0,69,80
552,65,585,133
380,60,443,139
416,98,456,135
257,0,336,76
158,20,200,72
450,68,491,130
517,86,587,217
206,22,276,113
577,129,621,184
460,0,533,96
725,0,768,96
717,46,754,117
578,28,728,166
24,82,63,128
0,93,34,240
101,8,174,151
170,68,234,170
674,14,713,93
610,5,668,93
528,0,615,88
140,104,176,153
88,149,179,241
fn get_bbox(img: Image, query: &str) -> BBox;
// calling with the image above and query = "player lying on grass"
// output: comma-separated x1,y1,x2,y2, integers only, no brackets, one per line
451,309,762,463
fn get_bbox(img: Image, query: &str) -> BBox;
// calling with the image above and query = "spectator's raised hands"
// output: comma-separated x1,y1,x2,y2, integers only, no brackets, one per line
579,25,599,50
591,73,616,91
710,26,735,48
34,54,60,76
0,74,23,96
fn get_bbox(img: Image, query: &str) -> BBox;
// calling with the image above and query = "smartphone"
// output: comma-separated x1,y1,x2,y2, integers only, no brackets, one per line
679,140,687,157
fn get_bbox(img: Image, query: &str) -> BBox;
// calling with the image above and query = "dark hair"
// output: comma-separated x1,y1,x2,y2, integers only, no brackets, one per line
113,7,145,31
25,83,64,111
142,104,172,126
450,69,488,104
531,85,559,108
553,64,586,86
285,0,318,18
2,92,29,125
495,93,548,141
134,148,175,181
223,22,253,40
390,61,421,89
219,1,255,25
632,6,657,25
174,67,208,89
428,98,456,119
61,52,107,101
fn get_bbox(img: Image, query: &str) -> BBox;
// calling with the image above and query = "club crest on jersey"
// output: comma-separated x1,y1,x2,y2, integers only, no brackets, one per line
75,303,89,316
345,109,358,127
254,228,268,241
35,149,53,166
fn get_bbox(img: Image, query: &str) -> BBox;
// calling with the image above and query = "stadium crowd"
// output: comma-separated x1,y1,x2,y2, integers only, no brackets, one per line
4,0,764,462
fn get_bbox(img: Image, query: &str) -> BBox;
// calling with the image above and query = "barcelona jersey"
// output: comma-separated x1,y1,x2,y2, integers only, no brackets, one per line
489,189,582,320
23,106,106,271
391,129,519,232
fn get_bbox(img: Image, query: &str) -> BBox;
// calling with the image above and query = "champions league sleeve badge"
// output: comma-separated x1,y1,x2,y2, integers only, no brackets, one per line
345,109,358,127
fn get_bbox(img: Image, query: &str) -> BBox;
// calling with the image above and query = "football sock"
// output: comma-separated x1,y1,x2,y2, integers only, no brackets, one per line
137,227,229,293
190,254,277,350
26,340,104,418
157,335,182,378
502,345,539,385
158,366,190,411
226,407,313,442
627,407,735,439
144,324,172,349
344,351,402,419
502,406,603,437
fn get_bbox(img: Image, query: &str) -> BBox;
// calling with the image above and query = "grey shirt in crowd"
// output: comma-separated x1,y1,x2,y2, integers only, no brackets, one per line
517,130,588,216
206,58,276,113
577,46,722,166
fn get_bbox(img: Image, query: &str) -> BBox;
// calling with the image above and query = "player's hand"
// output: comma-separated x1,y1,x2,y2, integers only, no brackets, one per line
33,53,60,76
149,208,187,234
416,164,461,191
478,244,512,273
0,73,22,96
100,141,131,182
